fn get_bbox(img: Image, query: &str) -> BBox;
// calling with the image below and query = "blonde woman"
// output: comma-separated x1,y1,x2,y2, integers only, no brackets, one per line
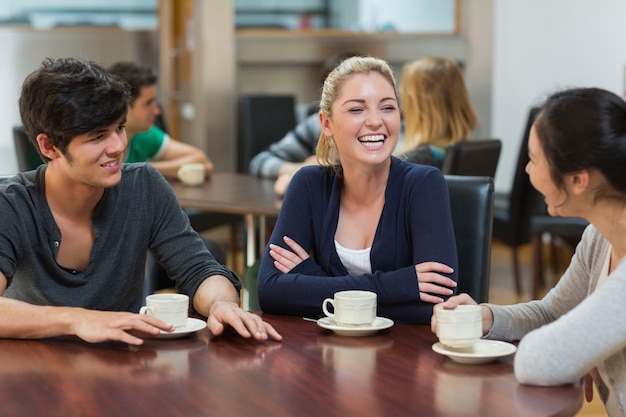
398,56,478,167
257,56,457,324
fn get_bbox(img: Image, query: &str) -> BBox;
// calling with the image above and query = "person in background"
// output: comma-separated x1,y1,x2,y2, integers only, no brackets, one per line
248,52,358,197
107,62,214,180
432,87,626,417
0,57,281,345
397,56,478,167
256,56,458,324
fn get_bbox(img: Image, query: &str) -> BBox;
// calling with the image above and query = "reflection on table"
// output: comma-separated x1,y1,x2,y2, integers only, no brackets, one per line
0,314,582,417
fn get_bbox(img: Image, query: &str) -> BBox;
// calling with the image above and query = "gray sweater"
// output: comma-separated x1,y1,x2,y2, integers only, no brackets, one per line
485,225,626,416
248,113,321,179
0,163,240,313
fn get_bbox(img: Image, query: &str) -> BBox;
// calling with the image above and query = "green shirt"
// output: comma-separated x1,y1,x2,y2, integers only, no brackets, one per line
125,125,170,163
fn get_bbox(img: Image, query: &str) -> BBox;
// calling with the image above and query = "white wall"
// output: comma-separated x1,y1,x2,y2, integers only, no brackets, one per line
492,0,626,192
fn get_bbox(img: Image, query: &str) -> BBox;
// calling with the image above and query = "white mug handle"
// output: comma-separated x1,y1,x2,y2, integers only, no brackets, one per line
322,298,335,318
177,166,187,180
139,306,152,315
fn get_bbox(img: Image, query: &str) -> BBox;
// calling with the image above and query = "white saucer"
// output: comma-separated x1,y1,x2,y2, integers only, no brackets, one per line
317,316,394,337
153,317,207,340
432,340,517,364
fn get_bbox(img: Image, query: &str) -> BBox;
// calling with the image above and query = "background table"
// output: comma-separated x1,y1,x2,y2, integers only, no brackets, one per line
170,173,281,263
170,173,281,306
0,315,583,417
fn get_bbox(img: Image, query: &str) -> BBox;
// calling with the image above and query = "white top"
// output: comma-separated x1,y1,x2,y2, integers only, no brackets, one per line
334,240,372,275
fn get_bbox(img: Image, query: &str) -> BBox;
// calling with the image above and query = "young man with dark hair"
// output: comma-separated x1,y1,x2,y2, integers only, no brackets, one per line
0,57,281,345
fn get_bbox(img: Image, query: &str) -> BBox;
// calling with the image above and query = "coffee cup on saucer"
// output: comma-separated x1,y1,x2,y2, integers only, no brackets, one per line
434,304,482,348
140,293,189,330
177,163,205,186
322,290,377,326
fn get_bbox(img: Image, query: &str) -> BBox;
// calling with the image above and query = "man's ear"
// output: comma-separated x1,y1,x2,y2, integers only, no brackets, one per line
36,133,60,160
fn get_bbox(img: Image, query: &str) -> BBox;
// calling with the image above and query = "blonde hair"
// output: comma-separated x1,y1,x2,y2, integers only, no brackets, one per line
399,56,478,153
316,56,399,169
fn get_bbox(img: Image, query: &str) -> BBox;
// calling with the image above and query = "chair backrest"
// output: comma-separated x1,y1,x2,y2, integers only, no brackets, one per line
441,139,502,178
506,107,547,243
531,215,589,247
237,95,297,173
13,126,43,172
445,175,495,303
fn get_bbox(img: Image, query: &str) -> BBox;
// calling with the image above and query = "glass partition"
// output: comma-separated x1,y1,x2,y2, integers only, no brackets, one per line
235,0,458,34
0,0,158,29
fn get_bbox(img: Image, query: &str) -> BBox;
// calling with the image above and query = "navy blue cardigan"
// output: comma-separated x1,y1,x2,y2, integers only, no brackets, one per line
257,157,458,324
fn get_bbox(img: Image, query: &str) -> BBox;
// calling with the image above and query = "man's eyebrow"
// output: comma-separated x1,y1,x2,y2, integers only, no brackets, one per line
88,119,125,136
88,127,108,136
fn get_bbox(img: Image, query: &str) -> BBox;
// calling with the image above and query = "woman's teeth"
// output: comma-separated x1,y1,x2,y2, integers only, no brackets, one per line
358,134,385,148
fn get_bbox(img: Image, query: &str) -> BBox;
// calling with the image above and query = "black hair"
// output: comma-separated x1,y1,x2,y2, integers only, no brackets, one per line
19,57,130,161
534,87,626,198
107,61,158,103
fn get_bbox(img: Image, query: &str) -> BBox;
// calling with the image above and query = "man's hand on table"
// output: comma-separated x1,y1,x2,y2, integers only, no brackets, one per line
207,299,282,341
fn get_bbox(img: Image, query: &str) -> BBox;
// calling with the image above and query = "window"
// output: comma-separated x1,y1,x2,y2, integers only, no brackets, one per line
235,0,458,34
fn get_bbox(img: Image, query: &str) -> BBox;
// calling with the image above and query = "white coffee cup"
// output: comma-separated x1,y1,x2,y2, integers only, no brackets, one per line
177,163,205,186
434,304,482,348
140,293,189,329
322,290,377,326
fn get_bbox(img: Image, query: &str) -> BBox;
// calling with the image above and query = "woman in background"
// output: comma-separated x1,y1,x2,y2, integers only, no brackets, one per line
257,56,458,324
397,56,478,167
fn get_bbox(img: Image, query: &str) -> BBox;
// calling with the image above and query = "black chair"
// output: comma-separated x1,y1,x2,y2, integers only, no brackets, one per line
13,126,43,172
492,107,547,295
445,175,495,303
441,139,502,178
530,215,588,298
237,95,297,173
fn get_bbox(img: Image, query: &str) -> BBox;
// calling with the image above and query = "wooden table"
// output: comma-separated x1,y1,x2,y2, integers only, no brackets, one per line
170,173,282,306
0,314,582,417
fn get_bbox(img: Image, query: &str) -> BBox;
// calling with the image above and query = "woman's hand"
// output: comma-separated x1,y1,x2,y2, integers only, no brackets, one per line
274,172,294,197
583,368,603,402
269,236,310,273
429,293,494,335
275,157,318,197
415,261,456,303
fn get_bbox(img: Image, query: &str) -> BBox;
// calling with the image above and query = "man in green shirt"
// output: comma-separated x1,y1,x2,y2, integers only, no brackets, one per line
108,62,214,180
